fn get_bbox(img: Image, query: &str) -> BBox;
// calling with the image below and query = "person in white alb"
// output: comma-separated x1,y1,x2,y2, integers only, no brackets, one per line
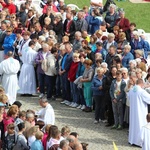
0,51,20,104
140,113,150,150
36,97,55,125
18,40,37,95
128,79,150,147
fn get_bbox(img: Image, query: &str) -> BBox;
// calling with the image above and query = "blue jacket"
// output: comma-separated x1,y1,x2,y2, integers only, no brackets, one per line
130,37,149,58
122,52,134,68
91,75,105,96
3,33,16,55
89,16,101,35
96,48,107,61
109,79,126,104
103,40,118,52
31,140,44,150
76,62,85,78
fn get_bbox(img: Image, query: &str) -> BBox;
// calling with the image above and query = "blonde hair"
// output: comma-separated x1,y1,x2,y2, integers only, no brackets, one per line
35,131,44,140
73,53,80,58
96,67,104,73
45,124,51,133
27,125,39,137
61,126,70,136
0,94,8,104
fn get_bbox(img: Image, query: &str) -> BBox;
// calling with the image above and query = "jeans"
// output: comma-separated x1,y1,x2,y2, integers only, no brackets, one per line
112,100,124,126
83,82,92,107
45,75,55,98
38,73,46,94
93,95,105,121
70,82,78,102
56,75,62,96
76,86,86,105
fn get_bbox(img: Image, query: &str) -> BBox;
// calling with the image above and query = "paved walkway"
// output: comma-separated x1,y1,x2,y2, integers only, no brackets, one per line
18,95,141,150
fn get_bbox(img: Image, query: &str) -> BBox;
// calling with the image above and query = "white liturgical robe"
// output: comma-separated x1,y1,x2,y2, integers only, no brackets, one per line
0,57,20,104
37,103,55,125
18,47,37,94
140,122,150,150
128,85,150,146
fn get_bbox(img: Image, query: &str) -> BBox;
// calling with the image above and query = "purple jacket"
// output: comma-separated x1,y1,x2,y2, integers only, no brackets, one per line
35,50,50,74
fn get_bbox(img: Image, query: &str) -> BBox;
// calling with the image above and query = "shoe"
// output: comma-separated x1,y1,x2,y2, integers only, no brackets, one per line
39,93,44,98
84,107,92,112
94,120,99,124
72,103,79,108
65,101,71,106
117,125,123,130
111,125,118,129
81,105,86,110
60,100,68,104
102,120,107,123
69,102,74,107
77,104,82,109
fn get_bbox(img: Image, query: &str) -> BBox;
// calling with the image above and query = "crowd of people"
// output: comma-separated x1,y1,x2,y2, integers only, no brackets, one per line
0,0,150,149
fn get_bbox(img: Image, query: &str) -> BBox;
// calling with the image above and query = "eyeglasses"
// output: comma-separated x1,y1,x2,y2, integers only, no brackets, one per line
6,31,11,32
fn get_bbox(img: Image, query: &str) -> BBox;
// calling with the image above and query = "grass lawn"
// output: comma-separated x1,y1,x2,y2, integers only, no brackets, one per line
65,0,150,32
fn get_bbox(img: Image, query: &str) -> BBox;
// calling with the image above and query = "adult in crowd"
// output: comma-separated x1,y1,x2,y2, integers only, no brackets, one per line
105,4,119,33
35,43,50,98
89,8,102,35
18,41,37,96
116,8,130,32
60,42,73,105
0,21,7,62
74,10,88,32
130,31,149,59
2,27,16,57
91,67,105,123
63,12,76,43
103,65,117,126
36,96,55,125
43,47,57,100
122,45,134,68
128,79,150,146
0,51,20,105
80,59,94,112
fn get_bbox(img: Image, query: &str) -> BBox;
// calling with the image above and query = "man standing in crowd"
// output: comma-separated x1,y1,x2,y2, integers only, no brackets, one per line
0,21,7,62
0,51,20,105
128,79,150,147
140,113,150,150
36,96,55,125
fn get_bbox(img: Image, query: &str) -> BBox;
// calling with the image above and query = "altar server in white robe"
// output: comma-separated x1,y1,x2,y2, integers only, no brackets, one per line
140,113,150,150
36,97,55,125
18,41,37,95
128,79,150,146
0,51,20,104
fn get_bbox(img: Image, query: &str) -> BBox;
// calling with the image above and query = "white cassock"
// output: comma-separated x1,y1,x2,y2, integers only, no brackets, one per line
0,57,20,104
128,85,150,146
140,122,150,150
18,47,37,94
36,103,55,125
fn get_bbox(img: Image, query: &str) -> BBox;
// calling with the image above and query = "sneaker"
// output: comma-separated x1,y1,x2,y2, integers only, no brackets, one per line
39,93,44,98
111,125,118,129
72,103,79,108
65,101,71,106
69,102,74,107
117,125,123,130
81,105,86,110
94,120,99,124
102,120,107,123
60,100,68,104
77,104,82,109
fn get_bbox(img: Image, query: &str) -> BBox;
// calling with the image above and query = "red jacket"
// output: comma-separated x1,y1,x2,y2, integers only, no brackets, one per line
116,18,130,32
1,2,16,14
68,61,79,82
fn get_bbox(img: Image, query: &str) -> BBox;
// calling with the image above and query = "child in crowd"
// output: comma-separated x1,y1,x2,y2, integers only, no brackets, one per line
2,123,17,150
31,131,44,150
27,125,39,147
42,124,51,150
60,126,71,141
110,70,126,130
